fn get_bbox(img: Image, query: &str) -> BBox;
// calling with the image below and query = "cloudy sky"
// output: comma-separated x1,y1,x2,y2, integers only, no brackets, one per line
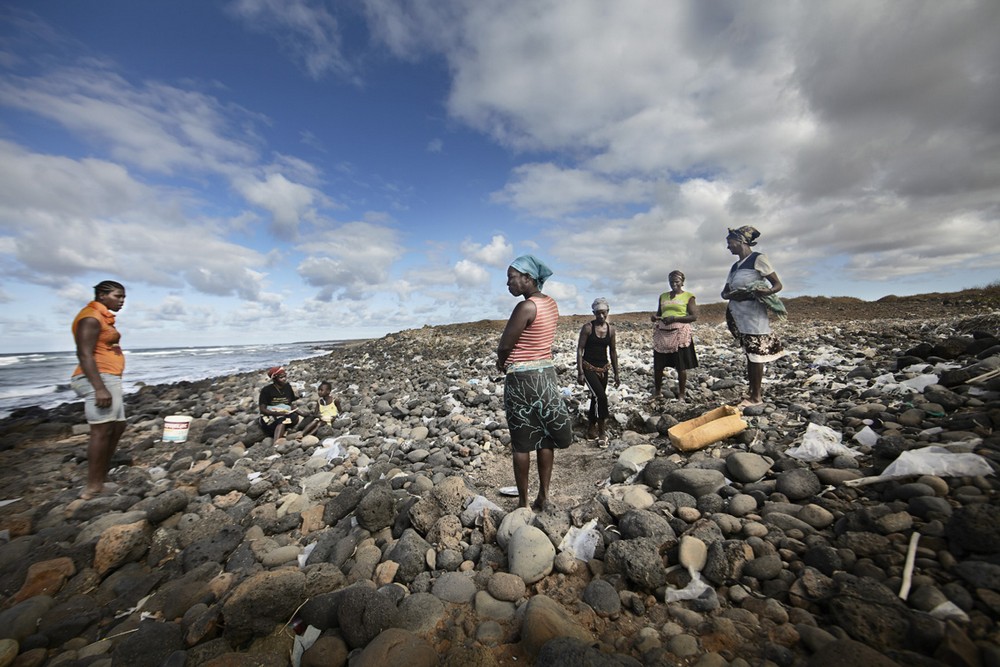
1,1,997,353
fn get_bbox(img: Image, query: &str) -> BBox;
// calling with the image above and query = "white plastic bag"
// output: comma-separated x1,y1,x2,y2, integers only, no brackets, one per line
852,425,879,447
460,495,504,529
786,423,858,462
900,374,938,392
291,625,321,667
312,437,344,462
880,446,994,479
663,571,712,603
558,519,601,562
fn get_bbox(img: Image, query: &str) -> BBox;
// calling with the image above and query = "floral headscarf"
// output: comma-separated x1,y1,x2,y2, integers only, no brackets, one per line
727,226,760,246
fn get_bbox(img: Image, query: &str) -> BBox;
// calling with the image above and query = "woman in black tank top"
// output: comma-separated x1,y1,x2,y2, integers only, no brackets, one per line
576,297,620,444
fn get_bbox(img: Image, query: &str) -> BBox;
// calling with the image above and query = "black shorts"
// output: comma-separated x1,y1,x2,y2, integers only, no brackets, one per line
259,412,300,436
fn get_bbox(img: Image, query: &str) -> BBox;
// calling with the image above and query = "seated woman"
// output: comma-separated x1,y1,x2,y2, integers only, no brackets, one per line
576,297,620,444
650,270,699,401
258,366,306,441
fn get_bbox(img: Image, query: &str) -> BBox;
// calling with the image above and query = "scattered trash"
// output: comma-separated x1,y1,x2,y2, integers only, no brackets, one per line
668,405,747,452
291,624,322,667
558,519,601,562
498,486,519,497
880,446,993,479
663,571,712,603
900,374,939,392
929,601,970,623
312,438,344,462
786,423,858,462
852,425,879,447
298,543,316,568
845,446,995,487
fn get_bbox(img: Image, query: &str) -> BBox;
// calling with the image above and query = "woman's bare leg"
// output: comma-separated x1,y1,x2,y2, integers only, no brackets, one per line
84,420,125,498
748,361,764,403
513,451,531,508
532,448,553,510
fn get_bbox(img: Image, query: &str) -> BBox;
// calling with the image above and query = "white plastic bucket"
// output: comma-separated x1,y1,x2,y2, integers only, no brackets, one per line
163,415,192,443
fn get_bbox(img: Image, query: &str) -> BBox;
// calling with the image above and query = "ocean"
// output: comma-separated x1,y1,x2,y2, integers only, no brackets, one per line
0,341,343,419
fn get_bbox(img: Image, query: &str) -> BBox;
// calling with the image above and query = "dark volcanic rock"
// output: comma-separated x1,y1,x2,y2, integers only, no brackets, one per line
111,619,184,667
945,503,1000,553
827,576,912,651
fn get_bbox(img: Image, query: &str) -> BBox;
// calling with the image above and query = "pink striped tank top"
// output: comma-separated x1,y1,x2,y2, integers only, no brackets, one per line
507,294,559,365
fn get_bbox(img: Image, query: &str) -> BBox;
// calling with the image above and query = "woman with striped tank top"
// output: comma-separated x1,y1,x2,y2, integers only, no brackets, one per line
497,255,572,511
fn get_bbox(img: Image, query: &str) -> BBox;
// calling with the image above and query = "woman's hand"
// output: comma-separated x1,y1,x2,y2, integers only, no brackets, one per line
94,386,112,409
577,371,585,385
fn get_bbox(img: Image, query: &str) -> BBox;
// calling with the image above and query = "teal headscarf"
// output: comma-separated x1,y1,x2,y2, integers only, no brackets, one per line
509,255,553,289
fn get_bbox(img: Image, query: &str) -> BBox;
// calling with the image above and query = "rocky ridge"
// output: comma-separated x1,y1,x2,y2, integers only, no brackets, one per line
0,290,999,666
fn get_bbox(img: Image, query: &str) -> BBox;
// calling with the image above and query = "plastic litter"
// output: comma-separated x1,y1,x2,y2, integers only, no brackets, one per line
291,625,321,667
812,351,848,367
852,425,879,447
663,571,713,603
667,405,747,452
786,423,858,462
557,519,601,562
929,601,970,623
312,438,345,462
900,374,938,392
460,496,508,526
879,446,994,479
297,542,316,568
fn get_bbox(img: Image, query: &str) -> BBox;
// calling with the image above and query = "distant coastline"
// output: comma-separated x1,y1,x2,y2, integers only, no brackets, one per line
0,340,353,420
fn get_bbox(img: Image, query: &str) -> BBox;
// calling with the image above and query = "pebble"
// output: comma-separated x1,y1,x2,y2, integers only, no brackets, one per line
0,310,995,667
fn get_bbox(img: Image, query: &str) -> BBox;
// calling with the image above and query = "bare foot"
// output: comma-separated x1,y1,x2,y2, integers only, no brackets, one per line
531,497,551,512
79,482,118,500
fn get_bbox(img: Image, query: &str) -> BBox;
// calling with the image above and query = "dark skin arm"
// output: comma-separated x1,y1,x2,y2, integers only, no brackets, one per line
609,323,620,387
496,299,537,371
576,322,592,384
74,317,112,408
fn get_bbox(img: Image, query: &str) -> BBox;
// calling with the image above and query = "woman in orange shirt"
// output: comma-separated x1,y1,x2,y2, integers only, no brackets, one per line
70,280,127,499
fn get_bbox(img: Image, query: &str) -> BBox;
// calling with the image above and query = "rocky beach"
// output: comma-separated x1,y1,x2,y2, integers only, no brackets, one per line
1,287,999,667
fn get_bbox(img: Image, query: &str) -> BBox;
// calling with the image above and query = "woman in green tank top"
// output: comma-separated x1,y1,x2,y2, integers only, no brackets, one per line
650,270,699,401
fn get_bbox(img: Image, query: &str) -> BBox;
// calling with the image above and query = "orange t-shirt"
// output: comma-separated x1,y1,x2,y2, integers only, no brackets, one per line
72,301,124,377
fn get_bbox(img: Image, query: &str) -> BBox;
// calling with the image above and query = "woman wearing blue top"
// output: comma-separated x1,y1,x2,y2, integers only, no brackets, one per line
721,226,785,406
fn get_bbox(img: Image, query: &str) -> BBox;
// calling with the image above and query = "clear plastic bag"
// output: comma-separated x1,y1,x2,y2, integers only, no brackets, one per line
880,446,994,479
663,571,712,602
786,423,858,462
557,519,601,562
